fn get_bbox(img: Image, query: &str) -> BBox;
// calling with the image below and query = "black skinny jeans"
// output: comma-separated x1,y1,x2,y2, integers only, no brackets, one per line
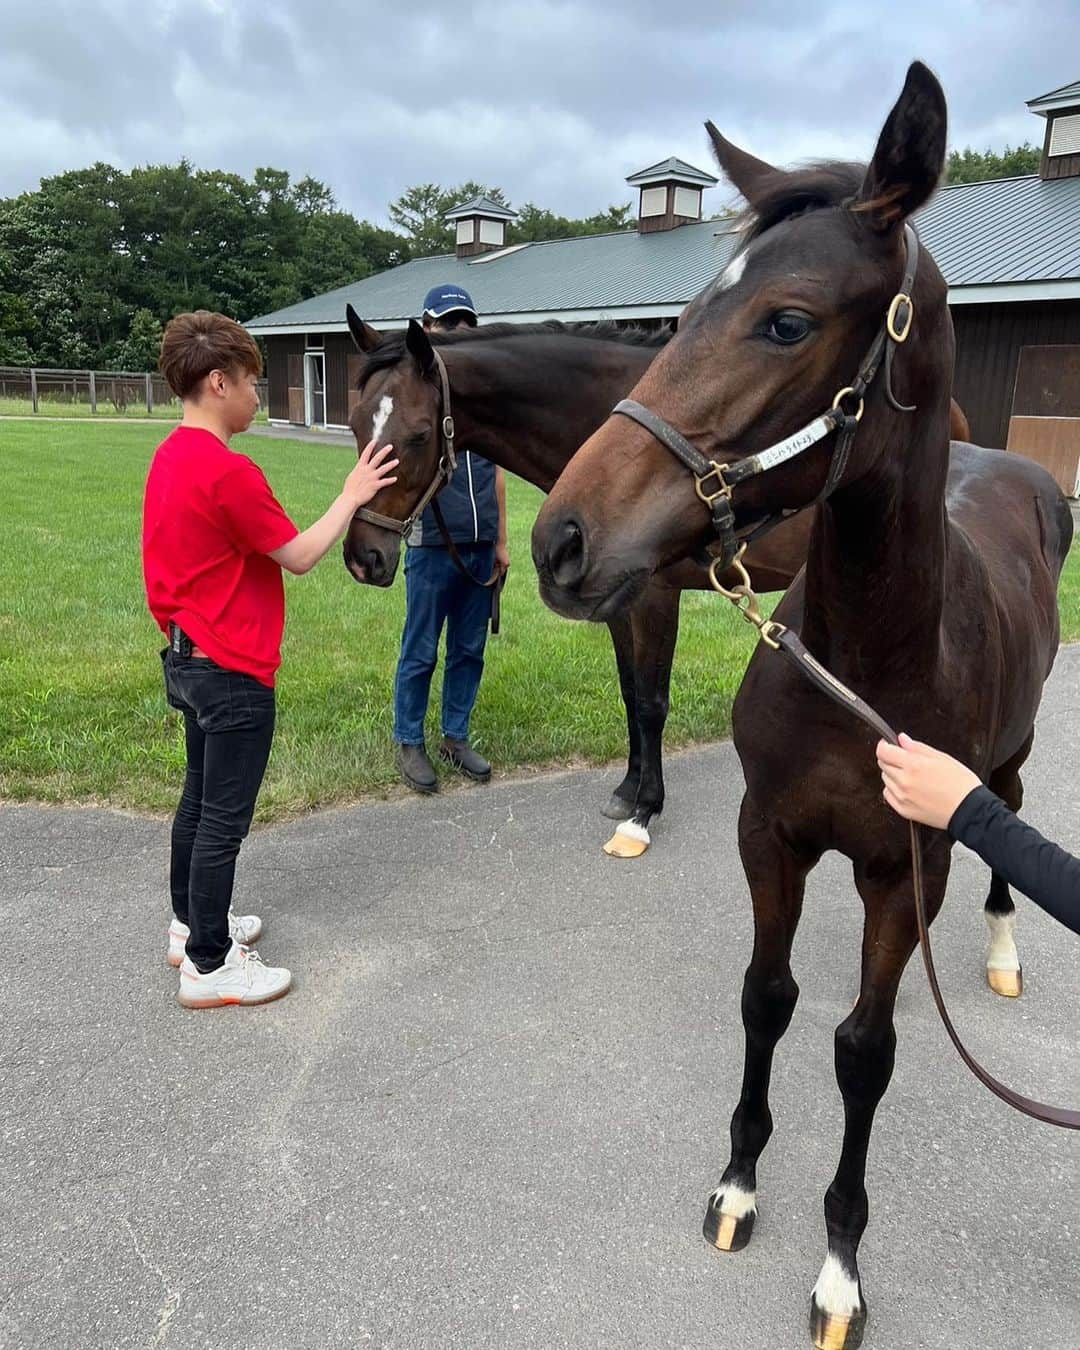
163,649,275,971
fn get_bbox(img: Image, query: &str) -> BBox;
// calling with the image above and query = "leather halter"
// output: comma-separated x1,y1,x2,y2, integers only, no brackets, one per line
351,346,504,600
613,224,920,573
352,349,458,538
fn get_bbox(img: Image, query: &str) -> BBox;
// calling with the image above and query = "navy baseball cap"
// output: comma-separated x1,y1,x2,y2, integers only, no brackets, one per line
422,284,477,321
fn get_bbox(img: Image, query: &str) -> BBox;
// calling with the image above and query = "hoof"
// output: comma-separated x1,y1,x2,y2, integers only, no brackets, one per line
987,966,1022,998
601,793,636,821
603,820,650,858
702,1193,756,1253
810,1298,867,1350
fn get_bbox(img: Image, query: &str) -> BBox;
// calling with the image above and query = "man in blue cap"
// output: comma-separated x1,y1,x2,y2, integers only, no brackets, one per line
394,283,510,793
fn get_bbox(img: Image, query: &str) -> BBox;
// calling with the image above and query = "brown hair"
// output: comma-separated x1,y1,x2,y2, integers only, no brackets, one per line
158,310,263,399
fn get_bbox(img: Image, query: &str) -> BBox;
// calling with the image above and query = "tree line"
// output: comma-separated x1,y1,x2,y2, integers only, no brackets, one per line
0,164,633,370
0,142,1040,370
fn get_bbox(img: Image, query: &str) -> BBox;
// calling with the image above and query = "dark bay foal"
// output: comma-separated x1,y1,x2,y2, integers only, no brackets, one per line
532,63,1071,1348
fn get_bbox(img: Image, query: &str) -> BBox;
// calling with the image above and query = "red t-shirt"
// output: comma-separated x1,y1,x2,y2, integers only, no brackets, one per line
142,427,299,687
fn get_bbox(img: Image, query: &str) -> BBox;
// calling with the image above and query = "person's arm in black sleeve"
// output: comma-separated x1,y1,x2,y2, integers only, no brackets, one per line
948,786,1080,936
877,733,1080,939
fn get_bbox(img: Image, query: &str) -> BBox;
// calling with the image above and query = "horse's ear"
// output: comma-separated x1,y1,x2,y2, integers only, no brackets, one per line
856,61,947,232
405,318,435,375
346,304,382,352
705,122,778,208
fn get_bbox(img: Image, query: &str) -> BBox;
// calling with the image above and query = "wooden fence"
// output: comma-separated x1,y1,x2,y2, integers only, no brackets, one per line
0,366,268,415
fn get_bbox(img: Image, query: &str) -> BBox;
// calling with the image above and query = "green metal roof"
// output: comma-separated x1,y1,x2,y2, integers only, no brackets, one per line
444,195,518,221
1027,78,1080,114
246,174,1080,334
246,218,740,332
916,174,1080,293
625,157,718,187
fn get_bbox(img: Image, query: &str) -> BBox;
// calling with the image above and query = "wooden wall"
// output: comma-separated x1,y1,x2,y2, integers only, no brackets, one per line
264,334,356,427
1005,344,1080,495
1041,150,1080,180
265,335,304,422
951,299,1080,447
264,301,1080,448
324,334,354,427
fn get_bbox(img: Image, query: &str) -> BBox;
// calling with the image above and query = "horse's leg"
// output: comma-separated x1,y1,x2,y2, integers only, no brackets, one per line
809,863,946,1350
982,732,1032,998
704,795,817,1250
603,583,681,857
601,611,642,820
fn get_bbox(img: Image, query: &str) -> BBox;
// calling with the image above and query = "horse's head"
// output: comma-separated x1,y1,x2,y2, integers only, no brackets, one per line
343,306,446,586
532,62,950,621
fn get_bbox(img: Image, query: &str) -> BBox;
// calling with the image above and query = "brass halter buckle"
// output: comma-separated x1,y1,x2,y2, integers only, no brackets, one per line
706,548,785,650
695,461,732,506
886,292,914,343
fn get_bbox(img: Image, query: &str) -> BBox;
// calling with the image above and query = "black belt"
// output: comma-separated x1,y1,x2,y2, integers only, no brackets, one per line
168,622,194,657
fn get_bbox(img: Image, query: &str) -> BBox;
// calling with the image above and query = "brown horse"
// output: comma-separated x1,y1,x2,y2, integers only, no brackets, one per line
342,316,808,852
532,63,1071,1348
342,314,969,855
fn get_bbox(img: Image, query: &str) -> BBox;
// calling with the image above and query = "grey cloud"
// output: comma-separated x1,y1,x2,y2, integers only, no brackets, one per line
1,0,1074,227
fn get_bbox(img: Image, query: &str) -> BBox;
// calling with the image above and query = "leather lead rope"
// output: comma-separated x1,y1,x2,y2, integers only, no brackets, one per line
769,624,1080,1130
429,499,506,634
619,212,1075,1125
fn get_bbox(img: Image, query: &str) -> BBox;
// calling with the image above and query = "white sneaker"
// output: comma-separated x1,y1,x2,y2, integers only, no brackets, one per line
167,910,263,967
177,940,291,1009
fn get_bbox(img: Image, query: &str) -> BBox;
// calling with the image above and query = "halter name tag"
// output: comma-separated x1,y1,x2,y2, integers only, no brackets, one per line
753,415,834,474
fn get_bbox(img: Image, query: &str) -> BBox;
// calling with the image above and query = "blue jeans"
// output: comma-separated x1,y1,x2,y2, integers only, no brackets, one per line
163,649,275,971
393,543,495,745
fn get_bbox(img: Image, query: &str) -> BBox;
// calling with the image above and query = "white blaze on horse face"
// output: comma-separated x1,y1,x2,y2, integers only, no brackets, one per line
812,1253,862,1318
371,395,393,445
717,249,748,291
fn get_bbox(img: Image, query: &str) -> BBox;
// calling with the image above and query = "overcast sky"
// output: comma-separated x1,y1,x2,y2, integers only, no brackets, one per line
1,0,1077,226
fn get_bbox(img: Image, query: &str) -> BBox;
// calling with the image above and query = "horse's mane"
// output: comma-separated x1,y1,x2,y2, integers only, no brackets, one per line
432,320,671,348
738,161,867,244
358,319,671,380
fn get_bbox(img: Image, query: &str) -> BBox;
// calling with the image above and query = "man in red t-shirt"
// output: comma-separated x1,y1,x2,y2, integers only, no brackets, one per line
144,311,397,1008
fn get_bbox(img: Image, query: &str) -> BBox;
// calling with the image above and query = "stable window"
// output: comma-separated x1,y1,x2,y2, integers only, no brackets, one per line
456,220,475,246
478,218,505,246
1049,112,1080,156
673,186,702,218
640,186,667,217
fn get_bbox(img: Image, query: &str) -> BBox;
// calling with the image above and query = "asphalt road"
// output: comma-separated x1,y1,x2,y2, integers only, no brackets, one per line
2,651,1078,1350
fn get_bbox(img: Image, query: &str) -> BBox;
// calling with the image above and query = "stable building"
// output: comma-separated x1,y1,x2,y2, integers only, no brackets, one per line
245,155,723,431
246,81,1080,491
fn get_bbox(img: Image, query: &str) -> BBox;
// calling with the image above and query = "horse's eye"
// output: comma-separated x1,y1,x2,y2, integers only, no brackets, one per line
765,311,813,345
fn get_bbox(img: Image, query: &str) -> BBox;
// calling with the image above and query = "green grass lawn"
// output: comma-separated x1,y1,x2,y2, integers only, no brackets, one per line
2,420,1079,820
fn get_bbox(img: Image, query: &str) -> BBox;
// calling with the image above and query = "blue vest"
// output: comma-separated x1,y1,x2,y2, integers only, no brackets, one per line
407,450,499,547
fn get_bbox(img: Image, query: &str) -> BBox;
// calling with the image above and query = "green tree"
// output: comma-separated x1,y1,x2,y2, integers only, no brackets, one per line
390,183,636,253
509,201,633,243
0,227,35,364
388,182,509,255
0,161,412,365
946,142,1041,184
0,194,92,366
114,308,164,372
